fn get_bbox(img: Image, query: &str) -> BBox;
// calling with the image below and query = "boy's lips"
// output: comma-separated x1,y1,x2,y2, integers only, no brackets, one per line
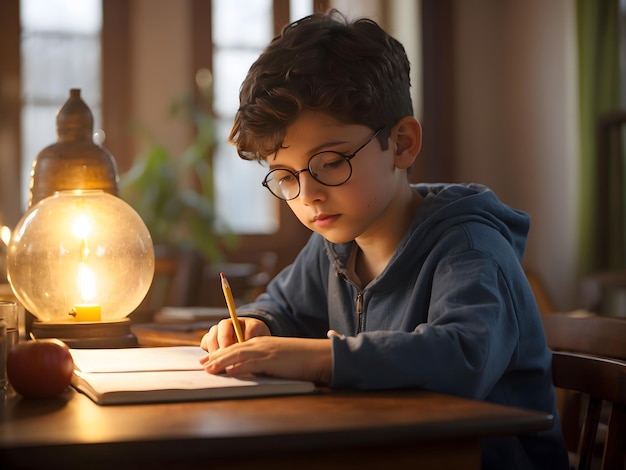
313,213,339,228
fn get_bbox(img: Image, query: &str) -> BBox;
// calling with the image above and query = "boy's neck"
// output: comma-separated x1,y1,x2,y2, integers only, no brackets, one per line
355,189,422,285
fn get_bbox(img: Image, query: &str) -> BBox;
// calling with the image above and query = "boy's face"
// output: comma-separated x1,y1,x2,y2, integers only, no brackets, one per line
269,111,409,245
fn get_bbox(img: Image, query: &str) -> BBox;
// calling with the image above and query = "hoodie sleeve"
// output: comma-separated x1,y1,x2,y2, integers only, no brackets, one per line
329,247,545,400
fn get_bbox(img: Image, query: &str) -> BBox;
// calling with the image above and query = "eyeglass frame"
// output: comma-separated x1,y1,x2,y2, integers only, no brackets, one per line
261,127,385,201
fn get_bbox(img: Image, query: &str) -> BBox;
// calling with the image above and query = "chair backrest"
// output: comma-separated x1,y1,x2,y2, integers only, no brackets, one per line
543,312,626,470
551,351,626,470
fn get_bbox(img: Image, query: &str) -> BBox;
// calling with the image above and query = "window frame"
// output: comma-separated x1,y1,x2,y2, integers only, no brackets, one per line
0,0,22,228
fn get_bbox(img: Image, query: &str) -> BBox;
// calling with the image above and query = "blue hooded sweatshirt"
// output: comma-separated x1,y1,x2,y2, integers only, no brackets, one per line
238,183,570,470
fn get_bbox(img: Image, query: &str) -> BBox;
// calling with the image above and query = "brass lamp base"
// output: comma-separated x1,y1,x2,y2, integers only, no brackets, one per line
31,318,137,349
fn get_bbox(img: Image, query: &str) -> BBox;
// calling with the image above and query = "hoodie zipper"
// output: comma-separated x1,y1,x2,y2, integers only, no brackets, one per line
355,292,364,334
336,271,365,334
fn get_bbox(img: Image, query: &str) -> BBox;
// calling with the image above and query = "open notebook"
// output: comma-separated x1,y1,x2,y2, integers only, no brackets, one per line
70,346,316,405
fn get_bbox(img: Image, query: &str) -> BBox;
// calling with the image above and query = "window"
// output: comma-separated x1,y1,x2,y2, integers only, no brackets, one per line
20,0,102,210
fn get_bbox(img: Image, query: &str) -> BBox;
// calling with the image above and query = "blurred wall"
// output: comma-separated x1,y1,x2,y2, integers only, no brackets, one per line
452,0,579,310
129,0,193,160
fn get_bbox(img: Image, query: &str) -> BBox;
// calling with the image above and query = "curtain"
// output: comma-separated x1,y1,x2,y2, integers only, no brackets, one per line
577,0,621,274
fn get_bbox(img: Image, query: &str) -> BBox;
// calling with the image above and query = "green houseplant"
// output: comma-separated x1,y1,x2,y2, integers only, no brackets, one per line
120,90,235,264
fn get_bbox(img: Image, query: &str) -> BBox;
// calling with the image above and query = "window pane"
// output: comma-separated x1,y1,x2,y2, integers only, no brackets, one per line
213,0,272,47
21,34,101,104
212,0,276,234
290,0,314,22
214,124,278,234
21,0,101,34
213,49,263,116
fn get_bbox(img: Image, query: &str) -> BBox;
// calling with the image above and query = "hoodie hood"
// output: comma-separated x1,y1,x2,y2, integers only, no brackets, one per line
410,183,530,261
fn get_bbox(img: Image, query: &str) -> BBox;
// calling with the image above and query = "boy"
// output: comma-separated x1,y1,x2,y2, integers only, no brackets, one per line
200,10,569,469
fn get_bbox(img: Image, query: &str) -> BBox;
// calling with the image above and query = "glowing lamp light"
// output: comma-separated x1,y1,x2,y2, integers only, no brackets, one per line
6,190,154,347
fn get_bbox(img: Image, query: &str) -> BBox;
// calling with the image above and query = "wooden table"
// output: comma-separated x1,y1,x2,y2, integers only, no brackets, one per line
0,386,552,469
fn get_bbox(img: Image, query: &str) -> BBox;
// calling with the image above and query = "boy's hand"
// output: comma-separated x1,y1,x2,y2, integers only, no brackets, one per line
200,317,270,352
199,336,333,385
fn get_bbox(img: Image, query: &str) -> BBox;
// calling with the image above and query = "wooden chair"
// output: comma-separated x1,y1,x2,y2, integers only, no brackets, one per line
551,351,626,470
543,312,626,470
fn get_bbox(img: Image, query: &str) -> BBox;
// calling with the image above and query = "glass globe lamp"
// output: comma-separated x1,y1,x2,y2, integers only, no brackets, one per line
6,190,155,347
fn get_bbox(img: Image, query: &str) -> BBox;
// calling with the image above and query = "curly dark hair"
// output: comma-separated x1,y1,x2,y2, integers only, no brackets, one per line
228,9,414,162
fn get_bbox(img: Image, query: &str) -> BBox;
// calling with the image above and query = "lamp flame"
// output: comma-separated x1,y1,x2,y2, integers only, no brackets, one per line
78,262,97,302
73,212,97,303
72,214,93,239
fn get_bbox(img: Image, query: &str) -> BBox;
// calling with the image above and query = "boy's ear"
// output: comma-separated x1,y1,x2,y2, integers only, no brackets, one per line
391,117,422,169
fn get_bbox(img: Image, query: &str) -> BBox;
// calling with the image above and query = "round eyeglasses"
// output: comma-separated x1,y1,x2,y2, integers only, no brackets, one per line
262,127,384,201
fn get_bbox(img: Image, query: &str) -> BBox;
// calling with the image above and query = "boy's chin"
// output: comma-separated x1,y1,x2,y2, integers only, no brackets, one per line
318,231,355,245
303,220,356,244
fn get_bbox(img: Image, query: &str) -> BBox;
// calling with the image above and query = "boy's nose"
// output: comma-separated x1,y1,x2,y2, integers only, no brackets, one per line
297,171,326,204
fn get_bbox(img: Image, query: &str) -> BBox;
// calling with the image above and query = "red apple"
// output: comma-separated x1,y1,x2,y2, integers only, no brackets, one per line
7,339,74,399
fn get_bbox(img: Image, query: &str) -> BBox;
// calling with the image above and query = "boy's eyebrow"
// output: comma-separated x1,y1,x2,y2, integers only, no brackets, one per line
270,138,351,166
309,138,350,154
